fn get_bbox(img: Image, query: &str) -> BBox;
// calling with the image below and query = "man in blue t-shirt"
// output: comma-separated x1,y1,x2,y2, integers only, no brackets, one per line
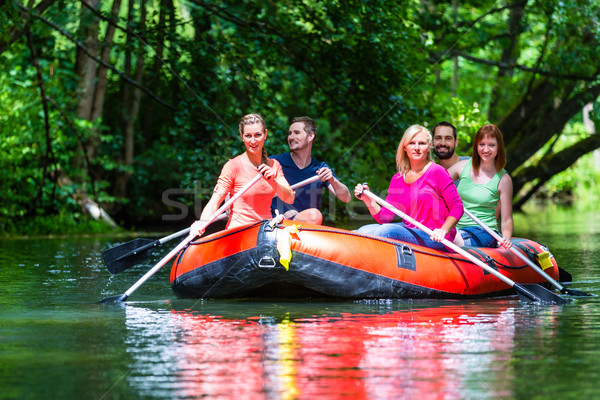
271,116,350,225
432,121,470,170
432,121,471,186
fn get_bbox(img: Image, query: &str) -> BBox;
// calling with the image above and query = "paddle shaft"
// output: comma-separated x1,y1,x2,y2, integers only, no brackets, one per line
462,208,567,292
104,173,321,275
103,173,264,302
150,175,321,246
361,189,541,302
118,235,194,300
290,175,323,191
115,227,192,261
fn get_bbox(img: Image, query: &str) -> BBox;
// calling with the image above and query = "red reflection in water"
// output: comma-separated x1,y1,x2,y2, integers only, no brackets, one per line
164,304,527,399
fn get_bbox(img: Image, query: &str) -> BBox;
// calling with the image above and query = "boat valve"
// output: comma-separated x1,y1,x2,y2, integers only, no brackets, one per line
258,256,276,268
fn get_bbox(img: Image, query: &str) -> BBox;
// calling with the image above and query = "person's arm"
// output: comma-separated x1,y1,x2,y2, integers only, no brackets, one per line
191,162,234,237
497,173,514,248
190,189,227,237
431,168,464,242
199,191,227,223
354,183,381,216
354,180,397,224
257,162,295,204
432,216,459,242
318,167,351,203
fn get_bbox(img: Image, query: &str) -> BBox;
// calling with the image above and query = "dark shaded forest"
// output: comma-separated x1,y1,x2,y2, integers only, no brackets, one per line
1,0,599,234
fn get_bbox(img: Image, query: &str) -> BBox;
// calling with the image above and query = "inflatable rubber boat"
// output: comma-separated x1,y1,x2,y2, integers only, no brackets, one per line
170,219,560,300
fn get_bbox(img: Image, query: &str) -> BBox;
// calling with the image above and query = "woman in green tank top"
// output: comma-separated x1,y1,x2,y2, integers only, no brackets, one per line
447,124,513,248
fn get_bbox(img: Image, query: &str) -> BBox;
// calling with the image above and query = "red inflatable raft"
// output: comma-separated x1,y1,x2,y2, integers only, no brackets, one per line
170,219,560,299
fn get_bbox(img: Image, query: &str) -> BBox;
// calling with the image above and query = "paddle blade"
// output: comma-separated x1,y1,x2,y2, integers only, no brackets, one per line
103,238,157,274
98,293,129,303
517,283,570,305
558,267,573,283
561,287,593,297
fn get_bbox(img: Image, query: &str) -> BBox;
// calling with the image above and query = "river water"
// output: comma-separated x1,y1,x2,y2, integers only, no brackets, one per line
2,204,600,399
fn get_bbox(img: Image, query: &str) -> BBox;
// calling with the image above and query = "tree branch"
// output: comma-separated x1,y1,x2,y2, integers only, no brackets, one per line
513,132,600,208
0,0,56,54
26,25,56,212
501,83,600,170
451,51,599,81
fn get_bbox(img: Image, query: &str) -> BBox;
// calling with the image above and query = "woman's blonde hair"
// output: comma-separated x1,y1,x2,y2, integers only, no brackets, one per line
239,113,269,165
395,124,432,174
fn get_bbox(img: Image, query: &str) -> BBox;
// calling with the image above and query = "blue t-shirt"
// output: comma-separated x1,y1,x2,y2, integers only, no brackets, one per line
270,152,335,215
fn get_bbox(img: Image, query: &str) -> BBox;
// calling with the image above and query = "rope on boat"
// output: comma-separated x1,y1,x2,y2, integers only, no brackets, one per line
183,220,534,275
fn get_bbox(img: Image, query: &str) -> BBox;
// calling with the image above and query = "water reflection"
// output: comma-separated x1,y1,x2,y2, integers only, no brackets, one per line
123,301,562,399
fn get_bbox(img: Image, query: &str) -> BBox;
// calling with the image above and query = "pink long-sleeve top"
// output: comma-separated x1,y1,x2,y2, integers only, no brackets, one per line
374,163,464,241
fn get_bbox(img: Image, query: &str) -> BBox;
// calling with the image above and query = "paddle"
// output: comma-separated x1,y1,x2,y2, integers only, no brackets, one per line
462,208,591,297
103,174,322,274
359,188,569,305
102,216,226,275
99,173,264,303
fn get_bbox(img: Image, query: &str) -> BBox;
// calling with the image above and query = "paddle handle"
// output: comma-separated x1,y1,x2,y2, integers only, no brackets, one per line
193,173,264,234
155,174,317,261
213,174,322,221
290,175,321,190
361,190,539,301
160,227,190,244
462,208,565,292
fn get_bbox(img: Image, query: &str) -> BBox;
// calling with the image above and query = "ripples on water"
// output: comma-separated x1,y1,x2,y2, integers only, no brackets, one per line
1,205,600,399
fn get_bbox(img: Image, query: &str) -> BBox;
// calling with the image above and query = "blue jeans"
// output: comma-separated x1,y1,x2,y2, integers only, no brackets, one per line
458,226,498,247
356,222,449,252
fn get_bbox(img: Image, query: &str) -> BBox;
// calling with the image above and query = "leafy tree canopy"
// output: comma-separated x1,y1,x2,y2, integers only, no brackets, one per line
1,0,599,233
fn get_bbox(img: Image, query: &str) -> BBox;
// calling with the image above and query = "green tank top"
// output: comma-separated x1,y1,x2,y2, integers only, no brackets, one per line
456,159,505,230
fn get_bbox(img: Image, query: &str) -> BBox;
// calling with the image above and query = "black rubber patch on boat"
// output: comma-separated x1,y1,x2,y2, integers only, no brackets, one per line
395,244,416,271
256,221,281,267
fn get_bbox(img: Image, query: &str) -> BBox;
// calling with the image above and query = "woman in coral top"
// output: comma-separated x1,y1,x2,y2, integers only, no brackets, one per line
191,114,294,236
354,124,463,252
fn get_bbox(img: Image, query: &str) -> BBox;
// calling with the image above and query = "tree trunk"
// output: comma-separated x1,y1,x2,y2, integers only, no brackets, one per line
113,0,147,200
513,133,600,209
503,82,600,173
488,0,528,123
26,26,56,213
141,0,169,146
125,0,146,166
91,0,122,121
75,0,100,122
73,0,100,175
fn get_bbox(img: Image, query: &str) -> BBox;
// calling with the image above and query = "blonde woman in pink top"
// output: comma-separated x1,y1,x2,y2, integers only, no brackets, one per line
191,114,295,236
354,124,463,252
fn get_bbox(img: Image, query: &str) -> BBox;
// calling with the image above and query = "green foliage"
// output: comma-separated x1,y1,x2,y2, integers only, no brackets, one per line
0,211,120,237
1,0,600,233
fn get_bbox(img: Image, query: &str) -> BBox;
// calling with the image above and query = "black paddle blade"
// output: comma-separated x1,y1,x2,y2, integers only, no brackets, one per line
516,283,570,305
558,267,573,283
103,238,157,274
98,293,129,303
561,287,594,297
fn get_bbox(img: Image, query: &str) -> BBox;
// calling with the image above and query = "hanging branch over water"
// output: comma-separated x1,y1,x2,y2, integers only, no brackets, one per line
26,25,57,213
